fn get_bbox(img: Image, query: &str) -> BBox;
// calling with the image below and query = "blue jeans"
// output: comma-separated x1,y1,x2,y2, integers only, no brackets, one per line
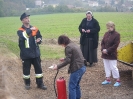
69,66,86,99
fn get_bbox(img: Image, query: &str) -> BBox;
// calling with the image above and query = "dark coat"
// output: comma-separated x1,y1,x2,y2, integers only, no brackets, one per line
101,30,120,60
79,17,100,49
17,25,42,59
57,42,85,74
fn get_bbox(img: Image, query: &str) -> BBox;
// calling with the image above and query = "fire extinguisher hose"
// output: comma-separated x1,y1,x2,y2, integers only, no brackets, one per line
54,70,59,97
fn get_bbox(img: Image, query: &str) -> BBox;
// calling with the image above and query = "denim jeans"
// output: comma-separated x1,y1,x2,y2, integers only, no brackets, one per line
69,66,86,99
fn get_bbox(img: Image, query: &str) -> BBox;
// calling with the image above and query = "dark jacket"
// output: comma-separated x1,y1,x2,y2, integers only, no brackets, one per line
17,25,42,59
79,17,100,48
101,30,120,60
57,42,85,74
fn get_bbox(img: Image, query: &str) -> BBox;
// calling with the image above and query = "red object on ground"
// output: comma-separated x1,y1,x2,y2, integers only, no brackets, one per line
56,77,67,99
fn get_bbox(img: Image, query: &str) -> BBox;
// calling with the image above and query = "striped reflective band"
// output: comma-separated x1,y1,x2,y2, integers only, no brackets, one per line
23,75,30,79
35,74,43,78
22,31,30,48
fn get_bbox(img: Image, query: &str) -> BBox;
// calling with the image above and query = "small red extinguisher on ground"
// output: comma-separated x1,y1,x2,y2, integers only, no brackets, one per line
56,77,67,99
54,70,67,99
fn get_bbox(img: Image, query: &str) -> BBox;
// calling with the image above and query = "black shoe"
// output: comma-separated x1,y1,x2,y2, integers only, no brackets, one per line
37,84,47,90
89,63,93,67
25,84,30,90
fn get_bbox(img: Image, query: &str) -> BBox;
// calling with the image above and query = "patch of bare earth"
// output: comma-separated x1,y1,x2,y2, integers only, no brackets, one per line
1,42,133,99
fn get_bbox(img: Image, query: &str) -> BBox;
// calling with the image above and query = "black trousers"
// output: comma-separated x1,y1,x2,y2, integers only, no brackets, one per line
22,57,43,85
22,57,42,75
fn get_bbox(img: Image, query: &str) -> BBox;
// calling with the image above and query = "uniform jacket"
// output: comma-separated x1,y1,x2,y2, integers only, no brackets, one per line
57,42,85,74
101,30,120,60
17,25,42,59
79,17,100,48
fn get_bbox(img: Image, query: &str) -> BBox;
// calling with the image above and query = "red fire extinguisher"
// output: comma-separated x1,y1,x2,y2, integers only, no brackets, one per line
54,70,67,99
56,77,67,99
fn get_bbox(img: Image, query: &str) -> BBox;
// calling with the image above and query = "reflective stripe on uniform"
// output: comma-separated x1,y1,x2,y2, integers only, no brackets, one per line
22,31,30,48
23,75,30,79
35,74,43,78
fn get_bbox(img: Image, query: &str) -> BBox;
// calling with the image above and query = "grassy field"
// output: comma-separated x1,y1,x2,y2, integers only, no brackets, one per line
0,12,133,59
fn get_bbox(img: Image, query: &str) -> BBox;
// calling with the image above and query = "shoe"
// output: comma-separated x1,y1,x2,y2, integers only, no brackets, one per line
25,84,30,90
102,80,111,85
114,82,121,87
89,63,93,67
37,84,47,90
89,63,95,67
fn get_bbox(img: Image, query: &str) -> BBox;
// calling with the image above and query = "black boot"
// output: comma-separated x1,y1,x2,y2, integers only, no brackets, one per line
37,83,47,90
25,84,30,90
36,77,47,90
24,78,31,90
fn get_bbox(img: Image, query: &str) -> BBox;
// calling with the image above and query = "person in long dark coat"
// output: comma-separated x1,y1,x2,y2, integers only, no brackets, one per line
78,11,100,66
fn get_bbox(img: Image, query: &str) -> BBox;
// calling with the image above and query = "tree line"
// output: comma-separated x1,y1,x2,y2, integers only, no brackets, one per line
0,0,34,17
0,0,132,17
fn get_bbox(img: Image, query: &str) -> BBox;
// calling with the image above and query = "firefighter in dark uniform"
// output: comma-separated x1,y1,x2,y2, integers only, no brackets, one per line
17,12,47,90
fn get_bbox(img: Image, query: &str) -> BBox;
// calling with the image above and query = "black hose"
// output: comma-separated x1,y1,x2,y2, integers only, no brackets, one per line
54,70,59,97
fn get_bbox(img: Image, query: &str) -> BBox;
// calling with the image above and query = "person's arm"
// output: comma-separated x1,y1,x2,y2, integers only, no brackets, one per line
17,27,33,40
36,30,42,44
17,30,29,41
101,37,105,52
107,33,120,54
89,20,100,34
17,29,30,49
79,18,86,34
101,32,107,52
57,46,72,69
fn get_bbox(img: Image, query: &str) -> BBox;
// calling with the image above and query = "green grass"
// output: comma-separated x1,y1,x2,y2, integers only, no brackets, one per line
40,44,65,59
0,12,133,59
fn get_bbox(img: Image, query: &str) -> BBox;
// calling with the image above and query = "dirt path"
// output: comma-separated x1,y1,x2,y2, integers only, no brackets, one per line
0,48,133,99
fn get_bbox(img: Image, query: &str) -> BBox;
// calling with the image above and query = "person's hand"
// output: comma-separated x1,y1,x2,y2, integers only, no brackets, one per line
82,29,86,33
60,58,64,62
36,38,41,43
102,49,108,54
53,64,58,70
30,27,36,31
86,29,90,33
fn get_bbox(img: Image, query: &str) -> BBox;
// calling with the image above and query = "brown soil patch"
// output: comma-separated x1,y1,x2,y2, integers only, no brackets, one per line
1,45,133,99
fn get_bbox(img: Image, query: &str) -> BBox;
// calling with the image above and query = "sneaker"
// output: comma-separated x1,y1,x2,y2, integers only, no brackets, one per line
37,84,47,90
25,84,30,90
102,80,111,85
114,82,121,87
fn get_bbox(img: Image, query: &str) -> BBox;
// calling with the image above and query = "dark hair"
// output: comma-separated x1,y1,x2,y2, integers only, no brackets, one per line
58,35,70,45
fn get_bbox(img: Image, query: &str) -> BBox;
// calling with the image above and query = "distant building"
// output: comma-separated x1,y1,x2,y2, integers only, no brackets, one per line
88,1,99,7
35,0,42,7
105,0,111,5
67,5,75,9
